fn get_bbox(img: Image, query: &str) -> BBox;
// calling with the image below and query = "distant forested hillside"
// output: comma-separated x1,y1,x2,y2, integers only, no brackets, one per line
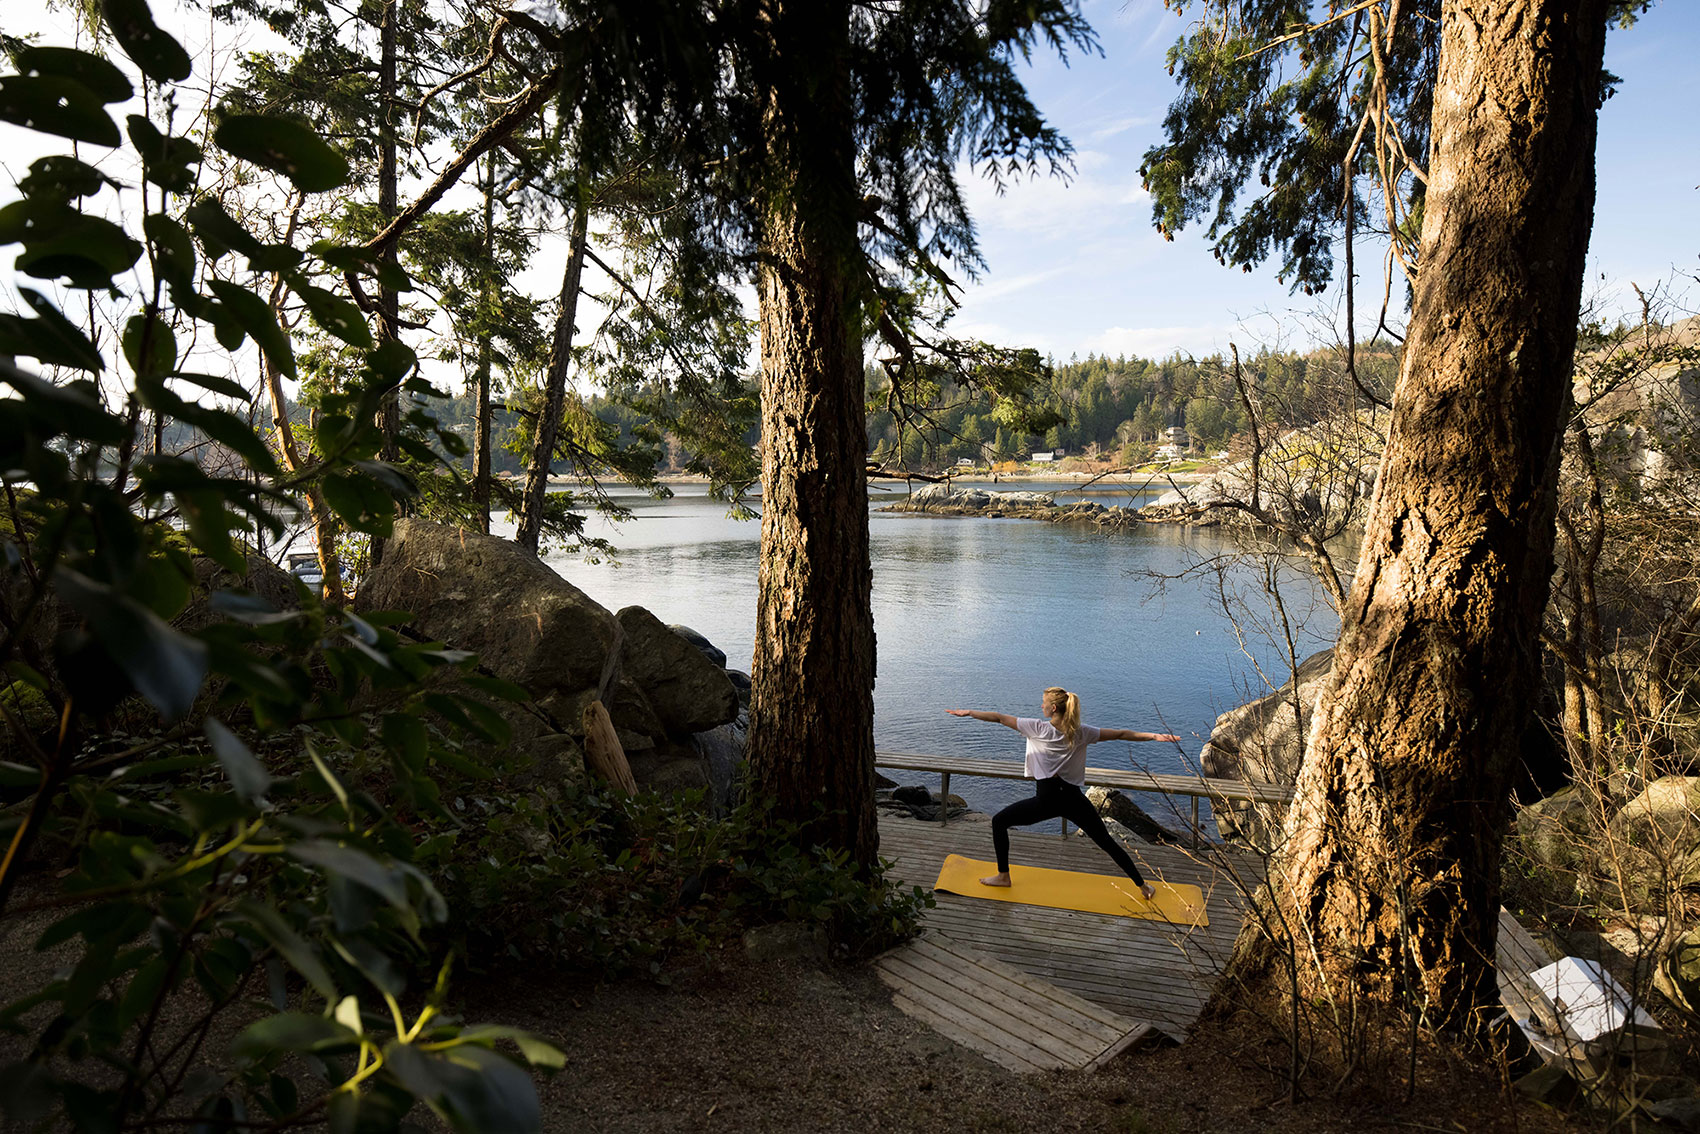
413,340,1401,478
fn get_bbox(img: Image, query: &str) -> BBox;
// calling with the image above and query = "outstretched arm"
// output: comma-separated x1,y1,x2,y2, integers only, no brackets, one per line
1097,728,1182,743
946,709,1019,729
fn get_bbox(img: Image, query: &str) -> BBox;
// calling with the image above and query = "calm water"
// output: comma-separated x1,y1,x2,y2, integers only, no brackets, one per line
520,481,1337,825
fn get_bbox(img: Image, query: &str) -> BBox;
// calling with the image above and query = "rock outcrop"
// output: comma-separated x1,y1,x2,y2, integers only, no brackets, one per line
1198,647,1334,848
355,520,743,800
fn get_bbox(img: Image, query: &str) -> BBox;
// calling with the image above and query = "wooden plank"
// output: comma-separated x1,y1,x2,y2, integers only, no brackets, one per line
905,937,1128,1042
888,992,1056,1073
1084,1022,1157,1072
879,950,1106,1063
874,810,1258,1041
917,937,1166,1036
904,938,1128,1047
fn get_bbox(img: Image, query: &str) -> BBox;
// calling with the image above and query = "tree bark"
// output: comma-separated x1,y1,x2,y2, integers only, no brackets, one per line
260,296,346,606
472,152,496,534
744,0,878,868
370,0,401,571
514,196,588,556
1255,0,1609,1029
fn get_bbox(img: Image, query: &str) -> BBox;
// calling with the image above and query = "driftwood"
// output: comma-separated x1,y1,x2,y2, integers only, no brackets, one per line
1087,787,1190,846
581,699,636,794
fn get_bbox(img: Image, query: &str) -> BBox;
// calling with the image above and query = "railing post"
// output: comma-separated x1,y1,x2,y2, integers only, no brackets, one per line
940,771,951,827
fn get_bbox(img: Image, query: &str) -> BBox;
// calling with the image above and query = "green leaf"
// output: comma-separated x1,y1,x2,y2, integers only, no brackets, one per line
143,213,198,291
171,400,282,475
117,954,171,1032
122,314,177,379
20,156,115,201
0,288,104,371
312,242,412,292
287,841,408,910
205,719,271,804
382,1042,542,1133
12,210,143,290
169,371,251,402
231,900,337,1000
54,568,208,722
215,115,349,194
381,713,429,769
127,116,202,194
295,282,371,347
101,0,193,82
232,1013,358,1061
17,46,134,103
451,1025,568,1070
185,196,265,262
207,280,294,380
320,472,394,537
0,75,121,147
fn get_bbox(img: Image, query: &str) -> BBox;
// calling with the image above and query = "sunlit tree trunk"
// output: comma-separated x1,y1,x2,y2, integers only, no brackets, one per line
744,0,878,868
1255,0,1609,1028
514,195,588,556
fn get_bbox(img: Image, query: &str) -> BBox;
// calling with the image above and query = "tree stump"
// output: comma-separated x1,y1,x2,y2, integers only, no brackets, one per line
582,699,636,795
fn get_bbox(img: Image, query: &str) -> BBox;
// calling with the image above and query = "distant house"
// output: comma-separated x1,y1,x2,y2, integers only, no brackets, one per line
1154,443,1184,460
954,457,975,467
1030,451,1056,463
1160,426,1189,447
1052,448,1066,458
1212,450,1230,460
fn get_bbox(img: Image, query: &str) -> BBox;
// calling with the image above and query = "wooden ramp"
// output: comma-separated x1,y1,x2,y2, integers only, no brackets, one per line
876,933,1153,1074
878,813,1256,1040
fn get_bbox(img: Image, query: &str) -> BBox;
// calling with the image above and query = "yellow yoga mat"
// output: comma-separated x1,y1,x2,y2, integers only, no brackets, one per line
932,854,1210,927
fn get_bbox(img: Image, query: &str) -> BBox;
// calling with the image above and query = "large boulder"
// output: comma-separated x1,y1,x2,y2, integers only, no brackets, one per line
357,518,619,696
1199,647,1334,847
616,606,738,736
355,520,739,796
175,553,300,633
1610,776,1700,855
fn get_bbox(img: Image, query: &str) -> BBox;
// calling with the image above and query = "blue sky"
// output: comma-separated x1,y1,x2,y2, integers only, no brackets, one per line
947,0,1700,361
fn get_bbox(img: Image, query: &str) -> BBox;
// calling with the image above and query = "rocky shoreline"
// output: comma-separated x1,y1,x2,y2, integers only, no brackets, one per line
878,481,1236,528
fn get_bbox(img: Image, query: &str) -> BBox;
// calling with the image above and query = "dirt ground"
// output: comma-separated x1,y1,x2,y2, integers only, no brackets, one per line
462,949,1592,1134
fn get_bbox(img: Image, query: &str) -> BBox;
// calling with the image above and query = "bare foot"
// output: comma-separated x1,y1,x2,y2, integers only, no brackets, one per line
980,872,1012,888
1140,883,1156,901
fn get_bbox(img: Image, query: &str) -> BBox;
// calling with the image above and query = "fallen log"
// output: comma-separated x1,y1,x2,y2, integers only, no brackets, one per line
582,699,636,794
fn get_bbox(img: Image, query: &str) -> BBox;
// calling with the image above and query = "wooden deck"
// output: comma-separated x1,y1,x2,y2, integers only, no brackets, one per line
875,935,1153,1074
877,812,1258,1041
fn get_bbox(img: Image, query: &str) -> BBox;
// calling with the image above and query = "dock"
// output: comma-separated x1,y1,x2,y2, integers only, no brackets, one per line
874,812,1256,1049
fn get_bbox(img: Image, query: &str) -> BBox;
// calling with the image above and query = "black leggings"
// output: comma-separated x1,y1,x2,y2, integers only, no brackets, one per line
991,777,1146,886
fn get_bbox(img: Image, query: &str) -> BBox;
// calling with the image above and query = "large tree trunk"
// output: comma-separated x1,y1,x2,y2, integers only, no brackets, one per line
744,0,878,868
514,196,588,556
1256,0,1609,1029
472,153,496,535
370,0,402,570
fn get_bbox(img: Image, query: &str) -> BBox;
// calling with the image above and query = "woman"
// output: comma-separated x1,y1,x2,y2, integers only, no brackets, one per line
947,688,1180,899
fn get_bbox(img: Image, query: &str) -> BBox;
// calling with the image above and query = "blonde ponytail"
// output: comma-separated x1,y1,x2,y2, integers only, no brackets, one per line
1044,687,1081,743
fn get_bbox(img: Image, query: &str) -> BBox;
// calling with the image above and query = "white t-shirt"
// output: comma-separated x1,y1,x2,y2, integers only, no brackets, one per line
1015,717,1102,785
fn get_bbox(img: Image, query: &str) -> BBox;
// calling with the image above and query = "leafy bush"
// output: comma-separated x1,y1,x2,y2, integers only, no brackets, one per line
421,785,933,976
0,10,561,1129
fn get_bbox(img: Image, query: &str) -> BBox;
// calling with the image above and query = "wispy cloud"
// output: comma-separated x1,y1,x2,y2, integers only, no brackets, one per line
1086,323,1238,360
1089,114,1154,142
963,267,1070,302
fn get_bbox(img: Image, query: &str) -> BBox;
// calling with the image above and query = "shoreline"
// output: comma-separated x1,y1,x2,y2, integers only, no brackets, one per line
521,468,1220,488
